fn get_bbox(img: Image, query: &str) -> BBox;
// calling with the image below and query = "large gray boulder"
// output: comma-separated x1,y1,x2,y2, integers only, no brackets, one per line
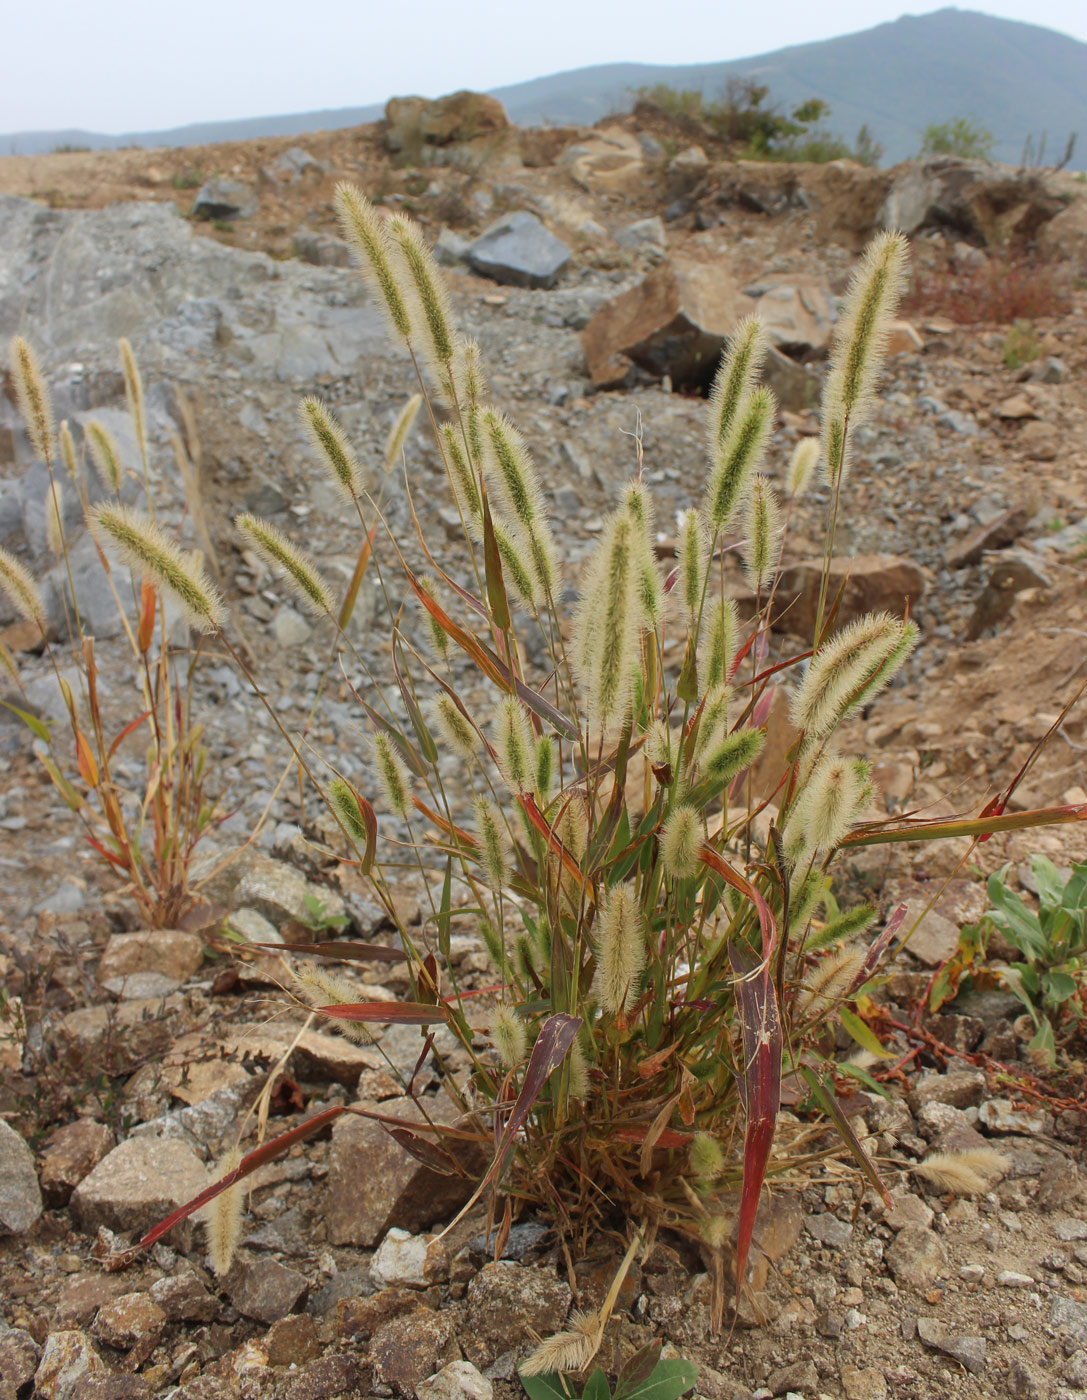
465,212,571,290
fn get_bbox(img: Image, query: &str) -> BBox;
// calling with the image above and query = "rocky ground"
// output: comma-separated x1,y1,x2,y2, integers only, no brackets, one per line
2,96,1087,1400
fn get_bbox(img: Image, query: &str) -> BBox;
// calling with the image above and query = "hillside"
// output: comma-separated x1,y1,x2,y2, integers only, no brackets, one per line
3,8,1085,168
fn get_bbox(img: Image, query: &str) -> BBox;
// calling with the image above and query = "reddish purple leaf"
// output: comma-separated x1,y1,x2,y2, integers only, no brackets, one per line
316,1000,449,1026
699,843,777,960
246,939,406,963
846,903,908,998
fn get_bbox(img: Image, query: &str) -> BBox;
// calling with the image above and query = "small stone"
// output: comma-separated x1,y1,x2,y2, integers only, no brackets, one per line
615,216,666,250
959,1263,985,1283
97,930,204,986
35,1331,106,1400
804,1212,852,1248
767,1360,818,1396
372,1228,450,1288
149,1262,218,1322
909,1070,987,1111
233,854,346,931
192,179,257,221
68,1378,151,1400
886,1226,947,1289
286,1356,362,1400
0,1118,43,1234
1056,1220,1087,1242
225,1253,307,1324
978,1098,1048,1135
416,1361,493,1400
997,1270,1034,1288
840,1367,888,1400
92,1293,165,1349
327,1094,476,1246
465,213,571,290
335,1287,422,1340
463,1262,572,1369
370,1308,455,1398
0,1325,40,1398
264,1314,321,1366
885,1194,934,1231
997,394,1039,420
916,1316,986,1373
71,1136,207,1235
1005,1358,1045,1400
1052,1294,1087,1345
272,606,311,649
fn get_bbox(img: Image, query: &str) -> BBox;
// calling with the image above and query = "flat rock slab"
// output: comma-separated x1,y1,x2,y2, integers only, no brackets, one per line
465,212,571,290
71,1135,207,1235
96,929,204,985
774,554,927,639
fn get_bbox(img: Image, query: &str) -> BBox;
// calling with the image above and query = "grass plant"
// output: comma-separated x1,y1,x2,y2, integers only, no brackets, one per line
11,204,1087,1339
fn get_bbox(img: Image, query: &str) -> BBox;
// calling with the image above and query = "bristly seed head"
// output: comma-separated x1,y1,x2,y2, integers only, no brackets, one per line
493,694,534,794
387,212,455,370
491,1004,528,1070
791,611,918,739
794,751,860,855
45,481,64,557
820,231,909,487
235,513,335,617
9,336,54,463
706,385,775,534
89,503,224,632
572,510,639,729
534,733,556,801
327,777,370,845
661,804,702,880
699,597,739,694
59,420,79,482
334,183,413,340
383,393,422,473
786,437,820,500
742,474,782,595
300,397,364,503
625,480,662,629
677,507,708,621
706,316,768,463
118,338,146,456
85,420,124,494
429,692,480,760
475,795,511,891
689,1130,726,1180
0,546,46,628
593,884,645,1017
370,732,412,818
206,1148,243,1278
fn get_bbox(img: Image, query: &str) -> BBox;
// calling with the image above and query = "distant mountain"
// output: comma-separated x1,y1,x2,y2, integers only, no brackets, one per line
3,9,1085,169
489,8,1087,168
0,104,384,158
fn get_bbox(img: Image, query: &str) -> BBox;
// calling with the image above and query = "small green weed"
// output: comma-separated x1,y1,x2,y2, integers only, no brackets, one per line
1002,321,1041,370
984,857,1087,1064
172,169,204,190
521,1342,696,1400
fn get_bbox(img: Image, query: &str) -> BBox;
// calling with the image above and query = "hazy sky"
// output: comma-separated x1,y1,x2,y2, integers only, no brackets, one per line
5,0,1087,134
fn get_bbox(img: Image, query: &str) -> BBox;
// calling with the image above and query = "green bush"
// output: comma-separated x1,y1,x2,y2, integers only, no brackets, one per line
918,117,995,161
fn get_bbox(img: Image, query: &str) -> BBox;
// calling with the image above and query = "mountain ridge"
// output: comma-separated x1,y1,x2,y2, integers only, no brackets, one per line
3,8,1085,168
